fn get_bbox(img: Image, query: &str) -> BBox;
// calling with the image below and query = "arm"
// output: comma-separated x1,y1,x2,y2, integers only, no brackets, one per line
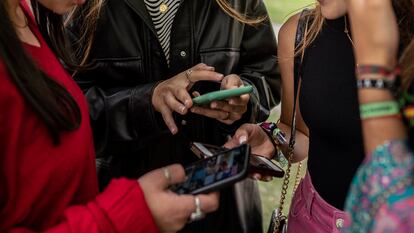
344,0,414,232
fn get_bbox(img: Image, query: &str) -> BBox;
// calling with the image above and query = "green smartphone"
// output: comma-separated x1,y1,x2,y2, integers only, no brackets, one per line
192,85,253,106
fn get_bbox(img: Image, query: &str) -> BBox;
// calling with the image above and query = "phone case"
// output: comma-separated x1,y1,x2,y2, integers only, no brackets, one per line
249,155,285,178
192,85,253,105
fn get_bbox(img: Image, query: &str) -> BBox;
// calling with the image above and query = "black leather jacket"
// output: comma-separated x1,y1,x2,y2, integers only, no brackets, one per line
72,0,279,232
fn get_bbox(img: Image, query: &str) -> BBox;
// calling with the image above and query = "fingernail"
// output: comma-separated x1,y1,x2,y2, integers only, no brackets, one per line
265,177,273,182
171,128,177,134
217,74,224,79
211,102,217,109
207,66,215,70
239,135,247,144
180,106,186,113
191,108,196,113
229,100,234,105
184,99,191,107
253,174,261,180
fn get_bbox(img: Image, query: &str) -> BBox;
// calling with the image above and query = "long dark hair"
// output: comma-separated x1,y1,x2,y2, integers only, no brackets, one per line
0,1,81,145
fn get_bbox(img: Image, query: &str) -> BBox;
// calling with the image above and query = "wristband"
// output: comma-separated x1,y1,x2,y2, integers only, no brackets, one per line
356,78,395,90
356,64,400,77
360,101,400,120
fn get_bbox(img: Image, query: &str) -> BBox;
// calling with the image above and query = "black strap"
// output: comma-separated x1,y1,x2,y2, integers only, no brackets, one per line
288,9,308,150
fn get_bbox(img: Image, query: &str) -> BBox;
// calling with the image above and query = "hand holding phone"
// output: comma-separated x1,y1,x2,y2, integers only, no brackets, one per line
172,144,250,195
190,142,284,178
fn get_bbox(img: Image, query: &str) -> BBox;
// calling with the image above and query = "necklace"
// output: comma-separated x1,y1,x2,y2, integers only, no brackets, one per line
344,15,355,47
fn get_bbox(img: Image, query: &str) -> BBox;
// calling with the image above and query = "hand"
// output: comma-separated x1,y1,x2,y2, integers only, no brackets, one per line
191,74,250,125
224,124,276,182
347,0,399,68
152,63,224,134
138,164,220,233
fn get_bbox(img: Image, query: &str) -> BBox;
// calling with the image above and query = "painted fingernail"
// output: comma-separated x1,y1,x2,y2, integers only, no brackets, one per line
239,135,247,144
211,102,217,108
217,74,224,78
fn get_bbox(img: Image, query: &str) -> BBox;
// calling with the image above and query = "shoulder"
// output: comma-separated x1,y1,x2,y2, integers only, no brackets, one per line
278,13,301,56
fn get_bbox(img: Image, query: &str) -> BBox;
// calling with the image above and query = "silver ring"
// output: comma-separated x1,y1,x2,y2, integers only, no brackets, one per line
163,167,172,184
189,196,205,222
185,69,193,83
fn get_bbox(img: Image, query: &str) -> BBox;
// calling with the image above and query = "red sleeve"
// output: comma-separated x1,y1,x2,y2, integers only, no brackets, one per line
5,179,158,233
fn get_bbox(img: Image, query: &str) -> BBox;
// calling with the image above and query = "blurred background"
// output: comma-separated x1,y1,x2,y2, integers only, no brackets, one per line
259,0,313,231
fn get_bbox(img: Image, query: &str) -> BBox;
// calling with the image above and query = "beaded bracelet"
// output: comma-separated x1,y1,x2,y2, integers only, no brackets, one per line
360,101,400,120
259,122,289,166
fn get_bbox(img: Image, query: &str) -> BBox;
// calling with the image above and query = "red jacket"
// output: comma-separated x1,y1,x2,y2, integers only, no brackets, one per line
0,4,157,233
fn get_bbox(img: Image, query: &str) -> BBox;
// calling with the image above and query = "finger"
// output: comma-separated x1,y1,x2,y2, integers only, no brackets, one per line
164,93,188,115
210,101,245,113
221,74,243,89
159,105,178,134
192,63,215,71
191,106,229,120
174,88,193,108
138,164,185,190
228,93,250,106
192,91,201,97
197,192,220,213
190,70,224,83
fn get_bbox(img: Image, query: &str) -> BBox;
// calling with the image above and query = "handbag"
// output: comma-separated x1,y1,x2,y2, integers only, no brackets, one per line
267,9,309,233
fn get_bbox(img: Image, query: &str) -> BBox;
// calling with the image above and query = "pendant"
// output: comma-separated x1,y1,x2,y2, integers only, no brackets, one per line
159,3,168,13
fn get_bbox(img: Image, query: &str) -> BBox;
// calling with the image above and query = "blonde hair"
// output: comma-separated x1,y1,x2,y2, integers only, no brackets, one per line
215,0,266,26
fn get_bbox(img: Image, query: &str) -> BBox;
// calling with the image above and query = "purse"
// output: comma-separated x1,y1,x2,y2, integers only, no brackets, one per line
267,9,309,233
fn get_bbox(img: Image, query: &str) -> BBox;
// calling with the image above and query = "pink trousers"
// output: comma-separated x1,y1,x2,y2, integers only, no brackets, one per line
287,173,350,233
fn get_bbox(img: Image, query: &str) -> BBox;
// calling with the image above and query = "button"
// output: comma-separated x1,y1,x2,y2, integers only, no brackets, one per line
336,218,344,229
180,51,187,57
159,3,168,13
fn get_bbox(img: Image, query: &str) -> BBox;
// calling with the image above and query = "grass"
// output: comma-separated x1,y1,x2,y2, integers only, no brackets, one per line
263,0,315,24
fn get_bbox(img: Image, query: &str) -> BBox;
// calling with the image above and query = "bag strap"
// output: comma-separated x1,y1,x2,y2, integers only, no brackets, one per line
289,8,309,151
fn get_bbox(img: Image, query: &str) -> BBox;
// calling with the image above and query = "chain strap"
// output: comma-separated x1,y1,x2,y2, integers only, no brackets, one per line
293,161,303,193
272,146,295,233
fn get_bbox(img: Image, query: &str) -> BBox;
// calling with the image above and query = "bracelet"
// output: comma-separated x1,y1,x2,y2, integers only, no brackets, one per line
356,78,395,89
259,122,288,146
356,64,400,76
360,101,400,120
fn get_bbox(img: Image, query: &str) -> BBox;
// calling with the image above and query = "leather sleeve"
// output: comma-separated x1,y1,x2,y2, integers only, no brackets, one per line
75,73,165,157
238,0,281,123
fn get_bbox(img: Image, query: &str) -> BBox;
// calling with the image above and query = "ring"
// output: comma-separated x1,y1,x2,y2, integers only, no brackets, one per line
189,196,205,222
162,167,172,185
222,112,230,120
185,69,193,84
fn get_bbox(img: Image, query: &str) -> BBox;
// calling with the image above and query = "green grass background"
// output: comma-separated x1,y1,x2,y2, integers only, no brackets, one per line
258,1,314,231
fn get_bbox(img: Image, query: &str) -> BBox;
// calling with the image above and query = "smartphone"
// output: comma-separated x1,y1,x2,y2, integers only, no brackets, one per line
249,154,285,178
192,85,253,106
172,144,250,195
190,142,284,178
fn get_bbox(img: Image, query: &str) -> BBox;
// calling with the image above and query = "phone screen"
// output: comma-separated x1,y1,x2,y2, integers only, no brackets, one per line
173,144,249,194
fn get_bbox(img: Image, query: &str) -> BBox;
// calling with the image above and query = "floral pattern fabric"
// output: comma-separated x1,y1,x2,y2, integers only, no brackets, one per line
342,140,414,233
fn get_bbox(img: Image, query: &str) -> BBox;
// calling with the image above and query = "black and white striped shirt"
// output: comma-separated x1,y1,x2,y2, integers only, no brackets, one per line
144,0,181,64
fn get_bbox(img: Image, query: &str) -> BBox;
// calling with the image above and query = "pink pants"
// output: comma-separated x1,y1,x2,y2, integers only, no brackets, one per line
287,173,350,233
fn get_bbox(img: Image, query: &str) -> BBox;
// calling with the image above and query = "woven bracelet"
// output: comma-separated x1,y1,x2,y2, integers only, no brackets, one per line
357,78,395,89
360,101,400,120
356,64,400,76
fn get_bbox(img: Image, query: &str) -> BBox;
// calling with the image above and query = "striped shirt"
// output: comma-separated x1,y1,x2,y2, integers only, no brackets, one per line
144,0,181,64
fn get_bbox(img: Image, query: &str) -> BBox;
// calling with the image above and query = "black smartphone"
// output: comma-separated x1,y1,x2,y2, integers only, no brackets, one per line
249,154,285,178
172,144,250,195
190,142,284,178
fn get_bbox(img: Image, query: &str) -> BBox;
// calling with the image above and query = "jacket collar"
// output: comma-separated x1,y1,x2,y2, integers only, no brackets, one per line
124,0,158,37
